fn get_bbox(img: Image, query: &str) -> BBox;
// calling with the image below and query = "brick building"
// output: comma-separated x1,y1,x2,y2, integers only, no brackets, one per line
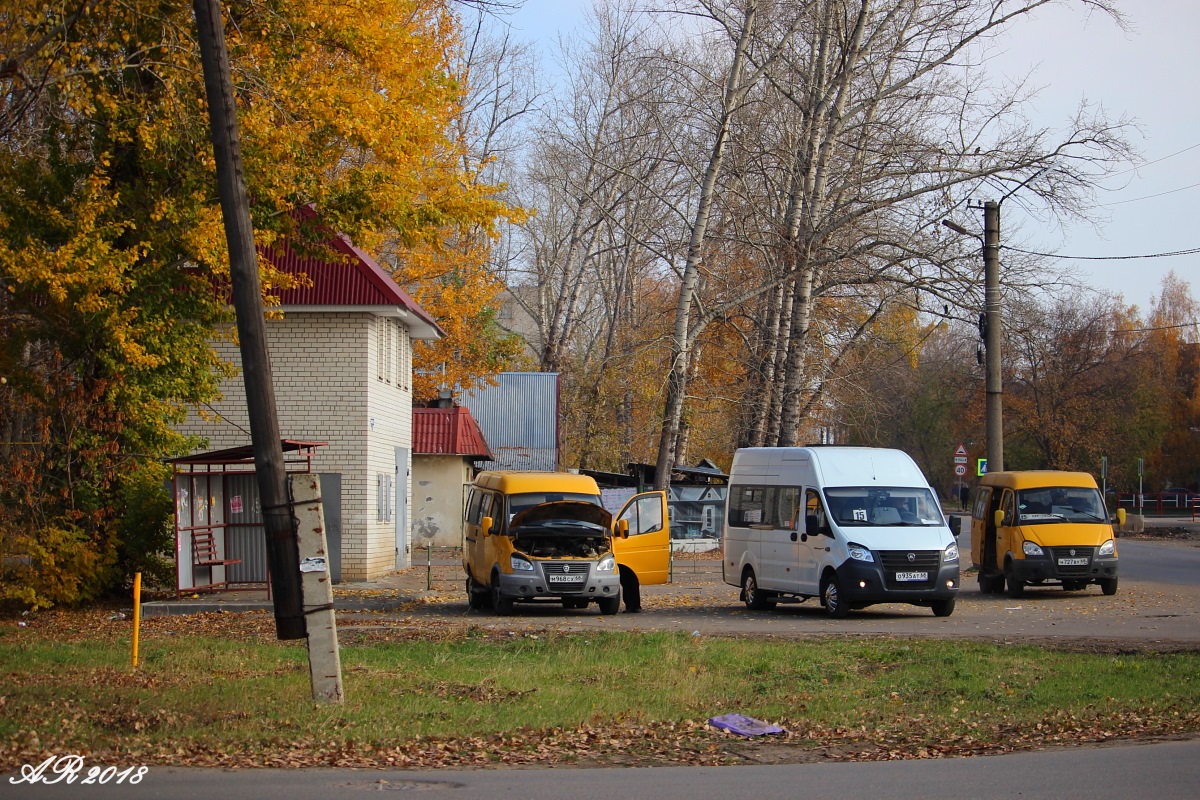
176,223,443,580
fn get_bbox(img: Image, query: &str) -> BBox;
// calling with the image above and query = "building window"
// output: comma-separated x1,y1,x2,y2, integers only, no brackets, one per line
397,324,410,391
374,472,393,522
377,473,394,522
376,317,387,382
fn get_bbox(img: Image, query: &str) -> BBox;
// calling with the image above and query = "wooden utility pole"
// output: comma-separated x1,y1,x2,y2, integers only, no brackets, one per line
983,200,1003,474
192,0,305,640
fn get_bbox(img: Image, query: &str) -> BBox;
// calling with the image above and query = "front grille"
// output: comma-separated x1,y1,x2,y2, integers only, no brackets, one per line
879,550,940,590
541,561,589,592
1047,546,1094,577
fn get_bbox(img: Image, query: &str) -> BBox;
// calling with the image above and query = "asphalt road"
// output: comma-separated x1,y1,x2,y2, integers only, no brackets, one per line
1114,538,1200,585
12,739,1200,799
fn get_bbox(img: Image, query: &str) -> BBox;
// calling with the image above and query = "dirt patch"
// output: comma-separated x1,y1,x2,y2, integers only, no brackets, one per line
1128,527,1200,543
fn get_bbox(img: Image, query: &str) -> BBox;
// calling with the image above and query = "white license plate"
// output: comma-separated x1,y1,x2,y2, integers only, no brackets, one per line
1058,557,1089,566
894,571,928,582
548,574,582,583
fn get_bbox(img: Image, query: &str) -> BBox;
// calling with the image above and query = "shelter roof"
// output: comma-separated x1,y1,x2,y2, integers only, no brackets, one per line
168,440,326,472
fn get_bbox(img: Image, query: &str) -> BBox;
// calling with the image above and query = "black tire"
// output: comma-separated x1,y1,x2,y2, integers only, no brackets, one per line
1100,576,1119,596
597,595,620,615
821,573,850,619
466,576,488,610
1005,563,1024,598
931,598,956,617
491,573,514,614
977,572,1004,594
742,569,775,610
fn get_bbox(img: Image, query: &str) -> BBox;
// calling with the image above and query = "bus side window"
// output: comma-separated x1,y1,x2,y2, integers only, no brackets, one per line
804,489,826,534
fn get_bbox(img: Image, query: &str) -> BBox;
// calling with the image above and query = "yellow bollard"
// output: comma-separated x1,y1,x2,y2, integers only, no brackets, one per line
132,572,142,668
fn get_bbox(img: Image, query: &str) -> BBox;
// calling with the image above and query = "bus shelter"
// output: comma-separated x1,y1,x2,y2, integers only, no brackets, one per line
169,440,326,598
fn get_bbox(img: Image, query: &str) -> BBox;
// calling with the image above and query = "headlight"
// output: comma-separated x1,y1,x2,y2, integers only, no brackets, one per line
847,543,874,563
1022,540,1044,556
1098,539,1115,557
510,555,534,572
597,554,616,572
943,543,959,563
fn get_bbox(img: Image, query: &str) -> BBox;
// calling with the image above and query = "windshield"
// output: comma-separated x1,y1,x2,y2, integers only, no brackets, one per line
507,491,602,521
824,487,944,527
1017,486,1107,524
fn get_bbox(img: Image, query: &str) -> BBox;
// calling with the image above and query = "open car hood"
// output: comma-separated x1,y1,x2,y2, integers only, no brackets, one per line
509,500,612,530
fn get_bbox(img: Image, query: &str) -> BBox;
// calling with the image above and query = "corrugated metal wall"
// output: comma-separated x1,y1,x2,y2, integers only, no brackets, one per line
462,372,559,471
224,474,269,584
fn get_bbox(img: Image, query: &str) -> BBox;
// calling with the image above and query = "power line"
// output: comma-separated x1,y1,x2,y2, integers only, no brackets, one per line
1003,244,1200,261
1107,142,1200,178
1100,180,1200,207
1116,321,1200,334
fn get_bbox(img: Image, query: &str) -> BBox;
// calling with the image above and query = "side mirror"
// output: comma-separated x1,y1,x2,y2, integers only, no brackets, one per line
617,519,629,539
993,508,1006,527
1116,508,1126,526
481,516,493,538
805,514,819,534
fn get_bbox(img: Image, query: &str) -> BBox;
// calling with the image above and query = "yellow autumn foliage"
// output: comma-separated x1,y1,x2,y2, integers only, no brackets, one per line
0,0,521,606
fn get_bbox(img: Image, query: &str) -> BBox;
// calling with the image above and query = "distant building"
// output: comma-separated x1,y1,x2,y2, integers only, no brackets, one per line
582,459,729,549
411,397,493,548
495,286,542,363
461,372,560,472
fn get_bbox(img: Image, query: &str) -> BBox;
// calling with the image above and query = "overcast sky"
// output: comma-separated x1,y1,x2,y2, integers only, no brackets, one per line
500,0,1198,314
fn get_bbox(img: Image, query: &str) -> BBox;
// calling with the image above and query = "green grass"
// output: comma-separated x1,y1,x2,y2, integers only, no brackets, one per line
3,626,1199,768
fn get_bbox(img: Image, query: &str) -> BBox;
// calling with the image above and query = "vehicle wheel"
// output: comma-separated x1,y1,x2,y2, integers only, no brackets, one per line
1100,576,1119,596
820,573,850,619
1005,563,1024,598
466,576,488,610
597,595,620,615
930,598,956,617
1062,580,1086,591
742,569,775,610
977,572,1004,594
491,573,514,614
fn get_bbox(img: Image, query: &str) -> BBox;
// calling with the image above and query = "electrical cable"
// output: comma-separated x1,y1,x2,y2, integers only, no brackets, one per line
1002,245,1200,261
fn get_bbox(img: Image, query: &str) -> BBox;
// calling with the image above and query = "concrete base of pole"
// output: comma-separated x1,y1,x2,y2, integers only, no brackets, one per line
291,474,345,704
1117,514,1145,535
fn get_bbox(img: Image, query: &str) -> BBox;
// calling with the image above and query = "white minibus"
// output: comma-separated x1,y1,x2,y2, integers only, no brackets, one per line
722,447,960,617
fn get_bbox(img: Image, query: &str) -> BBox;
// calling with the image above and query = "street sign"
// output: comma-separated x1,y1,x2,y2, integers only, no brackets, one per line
954,464,967,476
954,443,968,457
954,456,968,464
976,458,988,476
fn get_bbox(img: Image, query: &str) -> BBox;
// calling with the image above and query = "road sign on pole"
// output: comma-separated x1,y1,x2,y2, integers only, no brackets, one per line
955,464,967,476
976,458,988,476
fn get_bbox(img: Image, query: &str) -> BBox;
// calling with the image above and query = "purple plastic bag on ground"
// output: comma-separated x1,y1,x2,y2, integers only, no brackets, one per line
707,713,785,736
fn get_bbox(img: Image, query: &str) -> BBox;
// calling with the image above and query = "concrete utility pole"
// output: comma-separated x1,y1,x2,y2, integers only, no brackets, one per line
193,0,305,640
983,200,1003,474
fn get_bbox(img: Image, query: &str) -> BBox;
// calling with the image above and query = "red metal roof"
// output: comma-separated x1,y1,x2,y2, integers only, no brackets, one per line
257,209,445,340
413,407,493,459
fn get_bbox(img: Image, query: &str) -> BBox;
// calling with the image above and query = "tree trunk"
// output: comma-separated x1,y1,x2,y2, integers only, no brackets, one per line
654,0,758,489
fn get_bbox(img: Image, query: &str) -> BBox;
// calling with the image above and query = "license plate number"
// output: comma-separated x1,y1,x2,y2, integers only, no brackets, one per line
548,574,581,583
894,571,928,582
1058,557,1089,566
